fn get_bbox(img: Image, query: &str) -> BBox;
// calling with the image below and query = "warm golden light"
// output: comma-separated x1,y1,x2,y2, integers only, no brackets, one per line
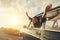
0,6,28,28
9,16,20,26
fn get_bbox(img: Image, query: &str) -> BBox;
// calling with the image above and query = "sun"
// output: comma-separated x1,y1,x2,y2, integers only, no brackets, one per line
9,16,20,26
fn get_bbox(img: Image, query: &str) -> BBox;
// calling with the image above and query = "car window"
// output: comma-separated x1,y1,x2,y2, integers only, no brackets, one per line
45,21,54,29
57,20,60,27
45,19,60,30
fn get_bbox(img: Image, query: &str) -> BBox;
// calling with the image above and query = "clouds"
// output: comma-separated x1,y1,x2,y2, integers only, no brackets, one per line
20,0,43,17
25,0,42,9
0,0,60,11
42,0,60,8
0,0,60,17
0,0,20,7
0,0,60,26
20,0,60,17
52,0,60,7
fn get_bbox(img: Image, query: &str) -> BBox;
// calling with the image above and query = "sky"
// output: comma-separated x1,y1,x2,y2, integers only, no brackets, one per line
0,0,60,28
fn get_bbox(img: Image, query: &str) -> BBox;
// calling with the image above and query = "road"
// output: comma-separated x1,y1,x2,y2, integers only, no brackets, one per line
0,28,23,40
0,28,40,40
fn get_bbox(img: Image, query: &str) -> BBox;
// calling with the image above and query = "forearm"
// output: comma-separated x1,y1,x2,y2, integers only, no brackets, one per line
48,10,59,20
28,16,32,20
26,12,32,20
42,12,47,18
27,15,32,20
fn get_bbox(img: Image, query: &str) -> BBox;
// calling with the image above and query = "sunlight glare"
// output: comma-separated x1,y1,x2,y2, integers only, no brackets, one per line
9,16,20,26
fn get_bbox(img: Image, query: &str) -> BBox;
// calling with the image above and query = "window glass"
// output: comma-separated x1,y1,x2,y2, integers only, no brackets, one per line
53,21,58,30
45,21,54,29
45,20,60,30
57,20,60,27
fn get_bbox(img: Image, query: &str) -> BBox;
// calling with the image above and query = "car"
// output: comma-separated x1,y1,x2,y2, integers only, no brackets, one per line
41,6,60,40
21,6,60,40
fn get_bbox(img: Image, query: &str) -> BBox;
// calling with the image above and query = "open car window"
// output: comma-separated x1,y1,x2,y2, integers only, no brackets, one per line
45,21,54,29
45,19,60,30
57,20,60,27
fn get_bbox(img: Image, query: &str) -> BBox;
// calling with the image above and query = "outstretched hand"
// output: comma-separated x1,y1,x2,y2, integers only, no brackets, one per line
26,12,28,16
26,12,31,20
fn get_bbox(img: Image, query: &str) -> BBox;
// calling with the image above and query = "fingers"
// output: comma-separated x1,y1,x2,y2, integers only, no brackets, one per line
26,12,28,16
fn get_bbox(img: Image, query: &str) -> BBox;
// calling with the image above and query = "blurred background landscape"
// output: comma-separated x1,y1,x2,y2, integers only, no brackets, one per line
0,0,60,40
0,27,23,40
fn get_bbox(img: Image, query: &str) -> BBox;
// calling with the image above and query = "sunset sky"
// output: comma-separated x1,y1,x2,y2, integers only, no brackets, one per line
0,0,60,28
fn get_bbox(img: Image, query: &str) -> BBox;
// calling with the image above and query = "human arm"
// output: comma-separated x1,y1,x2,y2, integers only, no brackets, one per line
42,4,52,18
42,12,46,18
26,12,32,20
48,10,59,20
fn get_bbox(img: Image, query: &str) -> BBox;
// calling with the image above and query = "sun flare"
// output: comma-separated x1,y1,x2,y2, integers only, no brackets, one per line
9,16,20,26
